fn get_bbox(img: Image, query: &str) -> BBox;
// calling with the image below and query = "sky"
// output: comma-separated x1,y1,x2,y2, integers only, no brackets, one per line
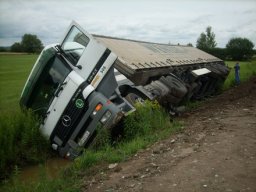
0,0,255,48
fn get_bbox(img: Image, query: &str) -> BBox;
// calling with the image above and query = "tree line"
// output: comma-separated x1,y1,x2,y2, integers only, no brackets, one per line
196,26,255,61
3,28,255,60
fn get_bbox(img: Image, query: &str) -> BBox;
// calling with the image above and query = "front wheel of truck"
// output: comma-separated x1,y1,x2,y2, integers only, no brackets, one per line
125,93,145,107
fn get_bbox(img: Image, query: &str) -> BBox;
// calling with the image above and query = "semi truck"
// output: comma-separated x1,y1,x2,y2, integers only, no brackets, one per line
20,21,229,159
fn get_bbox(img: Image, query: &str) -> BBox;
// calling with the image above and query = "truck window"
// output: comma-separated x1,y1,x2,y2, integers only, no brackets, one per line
61,26,90,65
27,56,71,116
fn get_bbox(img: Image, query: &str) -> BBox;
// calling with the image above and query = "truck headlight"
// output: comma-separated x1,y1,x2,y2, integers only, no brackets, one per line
100,110,112,124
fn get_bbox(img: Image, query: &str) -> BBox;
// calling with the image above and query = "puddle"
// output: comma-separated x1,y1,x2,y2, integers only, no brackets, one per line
18,158,71,183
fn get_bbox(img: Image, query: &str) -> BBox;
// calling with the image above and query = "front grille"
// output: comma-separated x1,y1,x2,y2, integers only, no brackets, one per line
50,90,88,146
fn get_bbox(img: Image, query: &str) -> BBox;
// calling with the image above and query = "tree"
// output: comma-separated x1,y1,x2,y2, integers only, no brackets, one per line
196,26,217,50
10,42,23,52
187,43,193,47
196,33,207,50
205,47,227,60
226,37,254,60
21,34,43,53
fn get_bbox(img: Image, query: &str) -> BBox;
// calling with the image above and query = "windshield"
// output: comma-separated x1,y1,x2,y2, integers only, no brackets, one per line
27,55,71,116
61,26,90,65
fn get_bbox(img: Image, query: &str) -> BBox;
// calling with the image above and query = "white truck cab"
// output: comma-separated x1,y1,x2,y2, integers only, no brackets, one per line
20,21,133,158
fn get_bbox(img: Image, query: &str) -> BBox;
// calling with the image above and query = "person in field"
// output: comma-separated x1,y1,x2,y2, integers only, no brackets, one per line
234,62,240,85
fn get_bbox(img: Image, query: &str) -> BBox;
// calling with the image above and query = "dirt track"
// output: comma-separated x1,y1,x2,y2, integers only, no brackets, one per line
82,78,256,192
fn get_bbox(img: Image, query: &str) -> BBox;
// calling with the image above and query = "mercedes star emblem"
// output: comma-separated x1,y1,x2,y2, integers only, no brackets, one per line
62,115,71,127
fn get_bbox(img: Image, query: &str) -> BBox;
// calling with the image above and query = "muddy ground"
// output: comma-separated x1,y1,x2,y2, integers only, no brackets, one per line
82,78,256,192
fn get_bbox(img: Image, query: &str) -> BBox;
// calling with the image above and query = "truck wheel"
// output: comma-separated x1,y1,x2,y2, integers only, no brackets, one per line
159,75,187,98
125,93,145,106
206,66,223,78
213,64,230,76
186,82,199,100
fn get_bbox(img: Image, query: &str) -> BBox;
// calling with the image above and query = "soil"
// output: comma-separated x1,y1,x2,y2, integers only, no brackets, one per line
81,77,256,192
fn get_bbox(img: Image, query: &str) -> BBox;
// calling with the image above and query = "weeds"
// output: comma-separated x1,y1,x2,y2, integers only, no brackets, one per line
124,100,174,140
0,109,50,180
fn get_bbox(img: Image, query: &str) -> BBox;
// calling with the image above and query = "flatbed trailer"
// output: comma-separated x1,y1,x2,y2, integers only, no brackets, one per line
95,35,226,85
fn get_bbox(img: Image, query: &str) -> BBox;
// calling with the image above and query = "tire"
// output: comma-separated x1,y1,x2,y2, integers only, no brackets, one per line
164,93,182,105
143,80,182,106
213,64,230,76
206,66,223,78
149,80,182,105
186,82,199,100
159,75,187,98
125,93,145,106
150,80,170,97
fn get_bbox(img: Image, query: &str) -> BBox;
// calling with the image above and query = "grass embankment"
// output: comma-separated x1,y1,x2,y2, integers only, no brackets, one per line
0,110,50,180
1,101,182,191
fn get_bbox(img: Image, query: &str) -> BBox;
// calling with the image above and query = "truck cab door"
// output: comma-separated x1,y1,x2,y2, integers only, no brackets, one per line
60,21,117,88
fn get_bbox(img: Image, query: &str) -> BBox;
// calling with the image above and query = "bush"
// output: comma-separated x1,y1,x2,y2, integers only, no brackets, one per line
0,110,50,180
204,47,228,60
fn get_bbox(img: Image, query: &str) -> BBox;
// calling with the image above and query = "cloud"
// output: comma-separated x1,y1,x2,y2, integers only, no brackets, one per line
0,0,255,48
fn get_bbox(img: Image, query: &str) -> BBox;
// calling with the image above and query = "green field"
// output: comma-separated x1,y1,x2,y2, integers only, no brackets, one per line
224,60,256,89
0,54,38,111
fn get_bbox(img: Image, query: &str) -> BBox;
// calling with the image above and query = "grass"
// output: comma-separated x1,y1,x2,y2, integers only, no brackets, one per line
0,54,37,111
223,59,256,90
1,167,79,192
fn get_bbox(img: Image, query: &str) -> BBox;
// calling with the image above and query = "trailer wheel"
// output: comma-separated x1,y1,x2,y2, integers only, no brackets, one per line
164,94,183,105
159,75,187,98
206,66,223,78
146,80,182,105
125,93,145,106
